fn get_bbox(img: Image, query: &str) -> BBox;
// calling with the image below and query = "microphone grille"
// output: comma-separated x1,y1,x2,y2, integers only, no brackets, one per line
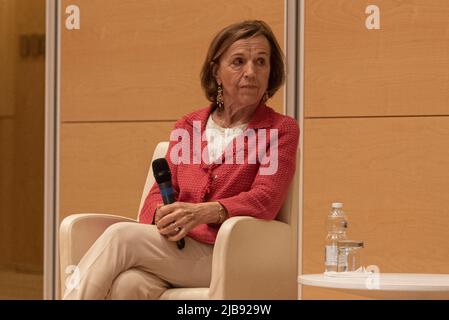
152,158,171,183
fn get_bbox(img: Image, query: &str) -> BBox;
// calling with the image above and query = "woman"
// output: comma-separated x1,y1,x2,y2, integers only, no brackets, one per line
63,20,299,300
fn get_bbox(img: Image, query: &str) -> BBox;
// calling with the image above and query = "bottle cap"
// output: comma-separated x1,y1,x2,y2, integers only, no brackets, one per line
331,202,343,209
337,240,364,248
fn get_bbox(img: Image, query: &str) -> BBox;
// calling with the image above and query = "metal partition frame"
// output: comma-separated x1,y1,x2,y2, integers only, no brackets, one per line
298,0,305,300
285,0,303,299
44,0,59,300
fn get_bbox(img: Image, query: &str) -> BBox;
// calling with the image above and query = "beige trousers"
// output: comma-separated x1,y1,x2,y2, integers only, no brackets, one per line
62,222,214,300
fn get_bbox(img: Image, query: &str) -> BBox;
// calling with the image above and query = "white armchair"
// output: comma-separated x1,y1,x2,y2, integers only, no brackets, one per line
59,142,299,299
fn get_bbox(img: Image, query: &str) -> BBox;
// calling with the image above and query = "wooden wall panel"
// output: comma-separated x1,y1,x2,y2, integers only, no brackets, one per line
305,0,449,118
11,0,45,272
60,122,175,221
0,119,14,266
0,0,16,116
58,0,286,297
0,0,45,273
0,0,16,267
60,0,285,122
302,117,449,299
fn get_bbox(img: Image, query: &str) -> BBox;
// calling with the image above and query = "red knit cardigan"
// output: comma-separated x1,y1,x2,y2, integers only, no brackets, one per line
139,103,299,244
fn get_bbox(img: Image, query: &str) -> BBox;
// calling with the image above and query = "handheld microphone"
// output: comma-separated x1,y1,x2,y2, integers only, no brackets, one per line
152,158,185,250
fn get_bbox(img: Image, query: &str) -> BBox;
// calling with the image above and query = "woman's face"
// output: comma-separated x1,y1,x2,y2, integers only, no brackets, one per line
216,35,271,109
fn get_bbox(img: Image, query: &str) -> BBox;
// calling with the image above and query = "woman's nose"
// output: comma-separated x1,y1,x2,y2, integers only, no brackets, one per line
243,62,256,78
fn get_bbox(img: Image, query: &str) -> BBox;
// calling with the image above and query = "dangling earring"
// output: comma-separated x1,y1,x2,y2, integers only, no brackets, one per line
262,92,269,103
216,83,224,111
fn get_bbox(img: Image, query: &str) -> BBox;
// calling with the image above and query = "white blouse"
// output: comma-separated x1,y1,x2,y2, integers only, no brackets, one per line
205,114,248,163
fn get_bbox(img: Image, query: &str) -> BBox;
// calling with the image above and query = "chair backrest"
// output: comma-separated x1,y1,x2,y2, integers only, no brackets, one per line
274,147,299,226
137,142,298,227
276,181,293,224
137,141,169,220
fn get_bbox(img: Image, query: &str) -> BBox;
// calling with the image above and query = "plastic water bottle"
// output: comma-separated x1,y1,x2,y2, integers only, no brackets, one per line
324,202,348,273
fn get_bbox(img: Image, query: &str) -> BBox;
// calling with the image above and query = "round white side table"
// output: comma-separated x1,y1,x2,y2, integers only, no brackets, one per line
298,273,449,299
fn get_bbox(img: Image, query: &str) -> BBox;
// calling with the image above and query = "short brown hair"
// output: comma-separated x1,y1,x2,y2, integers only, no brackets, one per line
200,20,285,108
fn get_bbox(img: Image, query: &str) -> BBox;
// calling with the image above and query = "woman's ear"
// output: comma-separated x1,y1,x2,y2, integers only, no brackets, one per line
215,73,222,85
213,65,221,84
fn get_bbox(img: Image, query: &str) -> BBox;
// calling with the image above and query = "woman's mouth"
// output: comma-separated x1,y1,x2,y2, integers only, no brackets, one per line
241,85,258,89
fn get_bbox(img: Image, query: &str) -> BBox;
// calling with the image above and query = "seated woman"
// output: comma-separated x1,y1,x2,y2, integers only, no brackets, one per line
63,20,299,300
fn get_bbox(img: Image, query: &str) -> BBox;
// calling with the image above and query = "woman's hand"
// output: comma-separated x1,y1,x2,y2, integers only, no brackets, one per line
155,201,222,242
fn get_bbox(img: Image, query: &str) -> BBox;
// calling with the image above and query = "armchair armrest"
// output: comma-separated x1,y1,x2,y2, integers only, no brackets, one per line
59,213,137,295
209,216,296,300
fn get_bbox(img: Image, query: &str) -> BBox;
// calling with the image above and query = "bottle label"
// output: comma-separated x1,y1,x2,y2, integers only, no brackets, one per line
325,245,338,266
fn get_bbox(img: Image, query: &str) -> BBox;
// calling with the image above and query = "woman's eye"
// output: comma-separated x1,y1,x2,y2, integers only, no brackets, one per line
257,58,266,65
232,58,244,66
